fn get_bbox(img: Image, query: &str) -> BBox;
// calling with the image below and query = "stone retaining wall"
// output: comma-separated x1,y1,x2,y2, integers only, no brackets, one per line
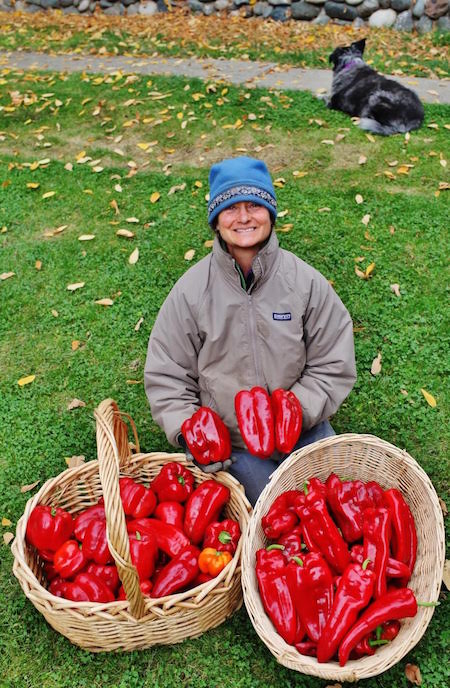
0,0,448,32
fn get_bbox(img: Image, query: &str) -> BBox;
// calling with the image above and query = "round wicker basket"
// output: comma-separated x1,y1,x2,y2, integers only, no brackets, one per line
241,433,445,682
12,398,252,652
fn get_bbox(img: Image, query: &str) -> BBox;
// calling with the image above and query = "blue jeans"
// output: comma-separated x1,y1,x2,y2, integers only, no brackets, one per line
228,420,335,506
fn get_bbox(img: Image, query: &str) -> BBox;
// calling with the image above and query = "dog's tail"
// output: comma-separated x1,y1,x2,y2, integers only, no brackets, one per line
358,117,423,136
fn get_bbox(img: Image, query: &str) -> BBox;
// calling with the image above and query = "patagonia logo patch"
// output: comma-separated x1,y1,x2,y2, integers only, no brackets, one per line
273,312,292,321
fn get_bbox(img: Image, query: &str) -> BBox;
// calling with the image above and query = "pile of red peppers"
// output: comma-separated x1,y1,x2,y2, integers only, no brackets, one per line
256,474,424,666
26,463,241,603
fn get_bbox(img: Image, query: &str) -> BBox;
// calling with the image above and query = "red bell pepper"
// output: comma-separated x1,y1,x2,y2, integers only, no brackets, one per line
151,462,194,503
350,544,411,582
271,388,302,454
62,572,115,603
25,505,74,552
203,518,241,554
181,407,231,466
151,545,200,597
118,579,153,600
82,518,113,565
261,490,304,540
286,553,334,644
73,502,105,541
85,563,120,594
316,559,375,663
128,530,158,581
191,571,214,586
235,386,275,458
53,540,88,579
38,548,55,563
338,587,418,666
351,620,402,658
383,488,417,574
48,576,67,598
277,526,304,560
363,507,392,599
154,501,185,531
127,518,190,559
325,473,380,543
295,488,350,574
255,546,299,646
119,477,157,518
183,479,230,545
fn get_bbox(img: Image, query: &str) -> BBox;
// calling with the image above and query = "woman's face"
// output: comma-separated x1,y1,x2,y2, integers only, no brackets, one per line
216,202,272,255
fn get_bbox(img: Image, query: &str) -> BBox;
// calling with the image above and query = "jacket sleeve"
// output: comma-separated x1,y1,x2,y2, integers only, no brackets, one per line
144,283,203,447
290,272,356,431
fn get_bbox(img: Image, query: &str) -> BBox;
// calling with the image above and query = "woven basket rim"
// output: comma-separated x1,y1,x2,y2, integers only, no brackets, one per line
241,432,445,681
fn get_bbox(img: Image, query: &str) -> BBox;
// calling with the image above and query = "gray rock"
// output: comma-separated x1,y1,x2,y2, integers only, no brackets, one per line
416,12,434,28
412,0,425,15
352,15,367,24
268,0,291,4
325,0,358,17
215,0,231,9
306,0,326,4
368,7,397,23
139,0,158,11
394,9,415,27
378,0,390,7
42,0,60,6
437,14,450,28
189,0,205,9
202,2,215,12
89,0,97,11
127,2,140,12
59,0,73,6
346,0,364,5
156,0,168,10
104,2,125,13
425,0,448,18
233,0,250,5
122,0,137,6
292,0,321,17
313,6,332,17
357,0,379,15
270,5,290,16
78,0,90,10
391,0,410,9
26,0,41,5
13,0,28,9
254,1,273,14
62,4,80,11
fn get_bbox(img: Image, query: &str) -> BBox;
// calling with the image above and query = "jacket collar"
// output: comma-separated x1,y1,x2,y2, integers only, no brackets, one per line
212,230,280,289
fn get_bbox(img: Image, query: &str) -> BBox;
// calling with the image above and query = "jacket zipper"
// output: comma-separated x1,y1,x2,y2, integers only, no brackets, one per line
247,294,261,383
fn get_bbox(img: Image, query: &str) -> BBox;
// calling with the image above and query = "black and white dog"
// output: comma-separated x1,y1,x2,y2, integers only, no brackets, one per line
327,39,424,136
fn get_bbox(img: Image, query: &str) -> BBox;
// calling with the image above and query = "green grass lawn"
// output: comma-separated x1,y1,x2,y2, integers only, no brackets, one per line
0,66,449,688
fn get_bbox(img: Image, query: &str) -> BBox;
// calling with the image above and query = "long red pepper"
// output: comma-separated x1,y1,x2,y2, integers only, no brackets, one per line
154,501,185,531
325,473,378,543
183,479,230,545
82,518,113,565
338,587,418,666
73,503,105,541
255,547,300,646
181,407,231,466
316,560,375,663
286,553,334,644
383,489,417,573
261,490,303,540
119,477,157,519
152,545,200,598
235,387,275,458
362,507,391,599
277,526,304,560
350,544,411,582
295,489,350,574
271,388,302,454
127,518,189,559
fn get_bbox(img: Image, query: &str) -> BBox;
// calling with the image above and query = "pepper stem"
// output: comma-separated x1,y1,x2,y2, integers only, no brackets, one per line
292,556,304,566
303,482,309,496
218,531,232,545
417,601,440,607
266,544,285,551
369,639,390,647
362,558,371,570
177,475,185,485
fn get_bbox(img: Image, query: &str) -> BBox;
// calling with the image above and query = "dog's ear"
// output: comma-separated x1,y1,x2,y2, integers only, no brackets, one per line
352,38,366,55
329,48,341,66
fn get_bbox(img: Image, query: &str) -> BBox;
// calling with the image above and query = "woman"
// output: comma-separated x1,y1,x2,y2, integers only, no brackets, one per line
144,157,356,505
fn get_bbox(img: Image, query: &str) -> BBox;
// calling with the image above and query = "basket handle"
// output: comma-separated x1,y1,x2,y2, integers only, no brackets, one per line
94,399,146,619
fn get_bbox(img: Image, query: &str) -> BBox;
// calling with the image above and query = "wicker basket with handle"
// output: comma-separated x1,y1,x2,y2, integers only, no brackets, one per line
241,433,445,682
12,398,252,652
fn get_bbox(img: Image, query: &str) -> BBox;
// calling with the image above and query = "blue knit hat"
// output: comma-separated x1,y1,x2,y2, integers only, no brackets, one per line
208,156,277,227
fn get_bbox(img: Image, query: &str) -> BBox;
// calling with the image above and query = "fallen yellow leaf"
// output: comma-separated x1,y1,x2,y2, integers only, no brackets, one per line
126,217,139,223
184,249,195,261
18,375,36,387
116,229,135,238
67,282,85,291
3,532,14,545
27,182,40,189
67,398,86,411
20,480,40,493
2,517,12,527
420,388,436,408
134,316,144,332
71,340,80,351
150,192,161,204
78,234,95,241
65,455,86,468
355,194,364,204
42,191,56,199
129,247,139,264
95,298,114,306
371,352,382,376
1,272,15,281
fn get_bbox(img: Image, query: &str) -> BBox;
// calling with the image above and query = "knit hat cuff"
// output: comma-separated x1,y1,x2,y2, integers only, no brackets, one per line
208,184,277,226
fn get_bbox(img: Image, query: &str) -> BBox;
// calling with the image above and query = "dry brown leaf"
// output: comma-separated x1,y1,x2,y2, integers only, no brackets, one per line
204,239,214,248
67,282,85,291
184,249,195,261
405,664,422,686
442,560,450,590
18,374,35,387
95,298,114,306
67,398,86,411
71,340,81,351
371,352,382,376
3,532,14,546
325,684,343,688
35,260,42,271
293,170,308,178
129,247,139,264
420,388,437,407
134,317,144,332
318,207,331,213
117,229,135,238
355,194,364,204
42,191,56,199
390,283,401,297
150,192,161,203
126,217,139,224
27,182,40,189
1,272,15,281
20,480,40,493
110,199,120,215
78,234,95,241
439,498,448,516
51,309,59,317
65,455,86,468
365,262,376,278
64,162,73,171
2,517,12,527
361,214,371,226
168,183,186,195
358,155,367,165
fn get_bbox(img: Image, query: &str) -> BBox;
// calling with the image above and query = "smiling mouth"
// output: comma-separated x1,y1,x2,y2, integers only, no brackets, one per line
235,227,256,233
